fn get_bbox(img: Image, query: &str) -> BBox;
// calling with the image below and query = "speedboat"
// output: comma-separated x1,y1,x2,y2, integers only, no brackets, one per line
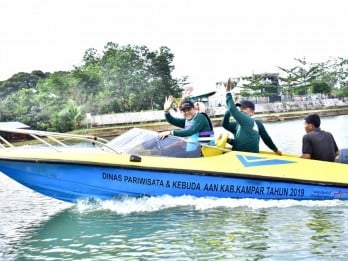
0,127,347,202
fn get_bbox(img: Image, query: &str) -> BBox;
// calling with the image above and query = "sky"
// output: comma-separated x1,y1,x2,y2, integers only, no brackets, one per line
1,0,347,94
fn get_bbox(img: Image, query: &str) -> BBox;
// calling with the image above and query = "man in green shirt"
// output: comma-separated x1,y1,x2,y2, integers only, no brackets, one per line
158,96,214,157
159,96,213,142
222,78,282,155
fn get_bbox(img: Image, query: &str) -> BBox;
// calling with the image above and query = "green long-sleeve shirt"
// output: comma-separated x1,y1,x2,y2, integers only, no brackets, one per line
165,112,212,137
222,92,278,153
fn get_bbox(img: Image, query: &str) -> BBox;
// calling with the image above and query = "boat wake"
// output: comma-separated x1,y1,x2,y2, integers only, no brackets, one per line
73,195,348,215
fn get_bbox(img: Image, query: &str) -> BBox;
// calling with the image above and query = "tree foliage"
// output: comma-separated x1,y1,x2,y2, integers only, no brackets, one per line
0,71,48,99
0,43,184,131
278,57,348,97
241,73,280,97
216,57,347,102
0,48,346,132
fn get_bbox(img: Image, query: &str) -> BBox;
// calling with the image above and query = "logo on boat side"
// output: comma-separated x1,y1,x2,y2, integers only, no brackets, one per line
333,191,348,200
236,155,295,167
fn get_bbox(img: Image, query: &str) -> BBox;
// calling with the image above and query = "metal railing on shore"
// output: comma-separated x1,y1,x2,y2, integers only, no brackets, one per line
81,99,348,127
76,106,348,139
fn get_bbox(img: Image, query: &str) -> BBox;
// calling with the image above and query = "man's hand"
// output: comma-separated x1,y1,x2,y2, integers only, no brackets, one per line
226,78,232,92
183,86,194,99
163,96,174,112
158,130,171,139
226,78,237,92
274,150,282,156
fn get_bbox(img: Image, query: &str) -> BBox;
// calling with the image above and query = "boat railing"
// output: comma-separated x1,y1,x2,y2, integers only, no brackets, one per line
0,128,120,153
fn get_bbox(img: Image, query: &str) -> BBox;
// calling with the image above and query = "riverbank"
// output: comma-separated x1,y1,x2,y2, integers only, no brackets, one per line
78,107,348,138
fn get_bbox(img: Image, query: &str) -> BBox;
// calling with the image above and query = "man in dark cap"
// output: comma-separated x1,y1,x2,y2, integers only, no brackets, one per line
222,78,282,154
235,100,255,111
301,113,339,162
158,96,213,155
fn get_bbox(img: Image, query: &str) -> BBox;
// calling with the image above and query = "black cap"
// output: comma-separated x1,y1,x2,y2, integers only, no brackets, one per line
305,114,321,127
236,100,255,111
180,100,194,110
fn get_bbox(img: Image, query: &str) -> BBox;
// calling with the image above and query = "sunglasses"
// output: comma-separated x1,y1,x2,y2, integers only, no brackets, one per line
181,108,193,113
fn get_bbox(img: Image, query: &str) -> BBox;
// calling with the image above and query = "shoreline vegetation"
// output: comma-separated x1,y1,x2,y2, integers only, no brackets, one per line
77,106,348,138
9,106,347,148
1,47,347,134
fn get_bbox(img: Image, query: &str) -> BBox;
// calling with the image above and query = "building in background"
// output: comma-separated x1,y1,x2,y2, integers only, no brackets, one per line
0,122,30,142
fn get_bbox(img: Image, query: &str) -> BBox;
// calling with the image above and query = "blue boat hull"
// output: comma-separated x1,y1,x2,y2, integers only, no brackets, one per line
1,159,348,202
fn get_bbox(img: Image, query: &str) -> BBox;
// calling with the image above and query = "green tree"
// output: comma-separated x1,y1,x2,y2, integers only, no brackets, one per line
279,58,322,96
240,73,279,98
0,71,48,99
323,57,348,98
56,99,83,131
0,43,185,131
0,89,37,125
146,46,185,110
99,43,182,113
312,81,331,94
33,71,83,130
73,49,104,114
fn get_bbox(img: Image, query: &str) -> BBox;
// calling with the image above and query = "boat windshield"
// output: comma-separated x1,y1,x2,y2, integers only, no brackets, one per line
106,128,201,158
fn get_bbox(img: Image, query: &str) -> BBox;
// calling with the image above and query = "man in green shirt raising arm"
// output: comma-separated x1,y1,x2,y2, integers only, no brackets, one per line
158,96,213,156
159,96,213,141
222,78,282,155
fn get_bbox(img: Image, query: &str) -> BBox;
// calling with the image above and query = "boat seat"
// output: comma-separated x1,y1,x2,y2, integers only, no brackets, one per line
201,134,230,157
337,148,348,164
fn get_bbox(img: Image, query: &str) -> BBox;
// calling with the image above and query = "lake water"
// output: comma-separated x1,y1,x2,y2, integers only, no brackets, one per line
1,115,348,260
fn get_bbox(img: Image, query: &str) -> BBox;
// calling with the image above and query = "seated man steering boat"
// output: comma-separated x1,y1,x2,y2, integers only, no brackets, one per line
158,96,214,157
